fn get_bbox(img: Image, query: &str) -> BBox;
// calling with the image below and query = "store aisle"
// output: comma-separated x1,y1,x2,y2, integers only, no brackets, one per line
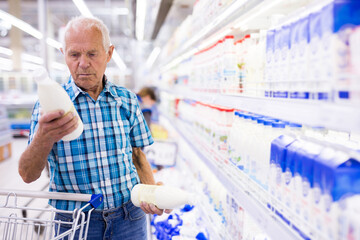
0,137,49,192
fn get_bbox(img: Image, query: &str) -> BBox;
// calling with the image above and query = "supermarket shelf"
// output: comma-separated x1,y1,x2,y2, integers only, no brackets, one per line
161,0,264,71
164,88,360,133
160,114,305,240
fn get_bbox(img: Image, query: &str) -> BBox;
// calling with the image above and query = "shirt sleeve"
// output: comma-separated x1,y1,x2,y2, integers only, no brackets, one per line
129,98,154,148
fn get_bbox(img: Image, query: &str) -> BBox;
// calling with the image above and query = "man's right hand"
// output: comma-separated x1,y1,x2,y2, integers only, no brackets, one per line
18,109,79,183
37,110,79,145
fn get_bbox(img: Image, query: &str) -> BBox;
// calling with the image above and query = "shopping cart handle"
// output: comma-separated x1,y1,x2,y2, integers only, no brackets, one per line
89,194,103,209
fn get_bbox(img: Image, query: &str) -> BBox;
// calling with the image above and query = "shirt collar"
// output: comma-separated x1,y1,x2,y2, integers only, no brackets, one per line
102,75,120,99
65,75,122,104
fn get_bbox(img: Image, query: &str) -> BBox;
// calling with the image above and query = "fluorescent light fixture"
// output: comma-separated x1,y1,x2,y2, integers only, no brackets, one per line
162,27,230,73
72,0,94,17
0,10,62,53
136,0,146,41
0,46,13,56
114,8,129,15
234,0,283,29
21,53,43,65
51,62,67,71
216,0,247,23
22,61,42,70
180,0,247,52
46,38,62,50
0,56,13,71
0,10,43,39
161,48,197,73
112,50,127,71
146,47,161,69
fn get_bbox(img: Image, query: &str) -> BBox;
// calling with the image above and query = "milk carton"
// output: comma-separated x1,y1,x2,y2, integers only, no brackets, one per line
298,17,310,100
330,1,360,103
272,28,282,98
294,141,323,237
269,135,297,217
279,25,291,99
265,30,275,97
222,36,236,95
309,10,326,100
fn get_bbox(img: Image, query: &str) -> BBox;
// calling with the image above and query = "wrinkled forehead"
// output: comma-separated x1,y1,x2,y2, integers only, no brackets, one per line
64,27,104,51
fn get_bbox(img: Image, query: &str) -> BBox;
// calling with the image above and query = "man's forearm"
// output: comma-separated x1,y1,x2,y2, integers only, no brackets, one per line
18,134,53,183
132,147,155,184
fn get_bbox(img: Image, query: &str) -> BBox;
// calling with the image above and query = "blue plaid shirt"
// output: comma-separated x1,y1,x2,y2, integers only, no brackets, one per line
29,75,154,210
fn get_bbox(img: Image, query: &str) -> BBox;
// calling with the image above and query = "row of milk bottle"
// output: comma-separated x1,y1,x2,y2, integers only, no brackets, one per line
227,111,301,189
179,0,360,104
270,134,360,240
177,99,234,157
188,34,266,97
177,97,360,239
227,110,360,239
266,0,360,103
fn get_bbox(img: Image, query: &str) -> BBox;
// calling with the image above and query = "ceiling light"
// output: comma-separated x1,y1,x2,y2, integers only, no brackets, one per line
72,0,93,17
113,8,129,16
0,46,13,56
0,10,43,39
0,56,13,71
46,38,62,50
146,47,161,69
136,0,146,41
112,51,127,71
0,10,62,52
21,53,44,65
22,61,42,70
51,62,68,71
234,0,283,29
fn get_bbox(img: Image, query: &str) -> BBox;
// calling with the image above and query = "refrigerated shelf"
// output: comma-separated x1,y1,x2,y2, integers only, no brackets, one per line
161,0,263,72
160,114,306,240
160,0,319,72
162,88,360,133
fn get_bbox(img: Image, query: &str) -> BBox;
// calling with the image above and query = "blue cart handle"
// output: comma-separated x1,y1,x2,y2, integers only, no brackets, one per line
89,194,103,209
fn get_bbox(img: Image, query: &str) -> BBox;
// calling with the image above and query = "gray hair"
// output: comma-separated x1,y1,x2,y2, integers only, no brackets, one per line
62,16,111,52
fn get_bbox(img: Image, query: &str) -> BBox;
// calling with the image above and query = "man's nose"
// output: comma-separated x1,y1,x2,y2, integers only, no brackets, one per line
79,55,90,68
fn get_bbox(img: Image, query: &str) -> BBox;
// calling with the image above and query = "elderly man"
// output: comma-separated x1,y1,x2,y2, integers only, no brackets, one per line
18,16,168,239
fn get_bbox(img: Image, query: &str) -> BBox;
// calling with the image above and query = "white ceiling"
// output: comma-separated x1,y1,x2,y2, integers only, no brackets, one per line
0,0,194,76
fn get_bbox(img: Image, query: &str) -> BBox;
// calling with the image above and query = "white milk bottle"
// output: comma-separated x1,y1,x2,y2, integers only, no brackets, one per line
131,184,194,209
33,67,84,141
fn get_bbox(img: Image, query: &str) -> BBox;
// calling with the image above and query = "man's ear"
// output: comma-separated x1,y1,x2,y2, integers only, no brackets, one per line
60,48,64,55
107,45,115,63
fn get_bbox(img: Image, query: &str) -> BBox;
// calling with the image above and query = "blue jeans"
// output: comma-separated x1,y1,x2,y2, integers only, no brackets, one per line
54,201,147,240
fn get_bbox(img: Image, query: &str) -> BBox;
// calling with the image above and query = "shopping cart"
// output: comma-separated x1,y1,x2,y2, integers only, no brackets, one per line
0,189,103,240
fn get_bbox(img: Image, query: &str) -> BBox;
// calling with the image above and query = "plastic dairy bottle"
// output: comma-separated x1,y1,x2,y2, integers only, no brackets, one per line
33,67,84,141
131,184,194,209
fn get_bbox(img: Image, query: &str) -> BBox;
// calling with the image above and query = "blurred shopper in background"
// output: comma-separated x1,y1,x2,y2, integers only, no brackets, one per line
137,86,159,126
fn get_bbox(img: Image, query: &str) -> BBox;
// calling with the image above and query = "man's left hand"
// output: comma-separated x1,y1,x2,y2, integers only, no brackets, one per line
139,202,172,216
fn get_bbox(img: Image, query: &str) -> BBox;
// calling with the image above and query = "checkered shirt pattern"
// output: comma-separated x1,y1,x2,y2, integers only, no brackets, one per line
28,75,154,210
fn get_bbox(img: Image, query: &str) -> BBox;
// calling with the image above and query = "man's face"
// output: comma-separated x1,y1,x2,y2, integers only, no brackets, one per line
62,27,113,92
